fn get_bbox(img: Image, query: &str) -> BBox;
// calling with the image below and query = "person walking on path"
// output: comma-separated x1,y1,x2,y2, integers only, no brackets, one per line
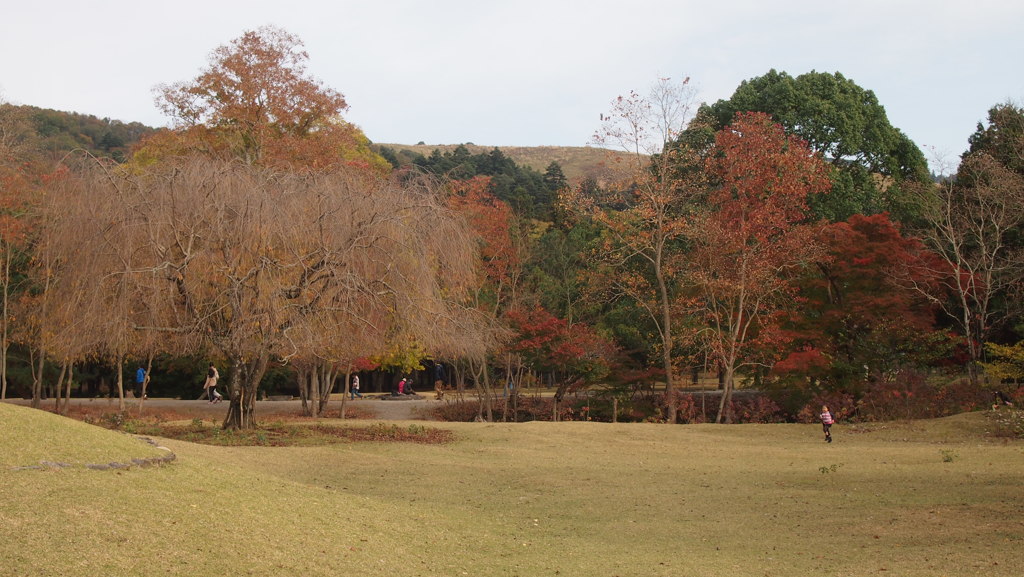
204,363,222,403
433,363,446,400
820,405,835,443
350,375,362,399
135,366,147,399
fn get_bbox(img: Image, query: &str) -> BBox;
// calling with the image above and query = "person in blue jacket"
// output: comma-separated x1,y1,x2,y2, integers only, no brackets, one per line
135,366,147,399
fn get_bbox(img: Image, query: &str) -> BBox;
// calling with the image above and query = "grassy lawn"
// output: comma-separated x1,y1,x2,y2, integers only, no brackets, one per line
2,401,1022,576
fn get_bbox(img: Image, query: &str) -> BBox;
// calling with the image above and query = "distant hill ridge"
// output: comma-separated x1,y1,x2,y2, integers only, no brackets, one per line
379,143,630,184
2,104,629,185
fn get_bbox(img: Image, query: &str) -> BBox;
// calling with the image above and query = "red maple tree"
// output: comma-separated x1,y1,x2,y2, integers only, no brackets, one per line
776,213,951,393
688,112,832,422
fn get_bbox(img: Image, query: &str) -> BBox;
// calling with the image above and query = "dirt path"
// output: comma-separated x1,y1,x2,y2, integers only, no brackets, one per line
345,395,439,420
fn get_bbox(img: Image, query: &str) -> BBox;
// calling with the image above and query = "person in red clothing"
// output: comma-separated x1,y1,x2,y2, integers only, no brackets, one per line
819,405,835,443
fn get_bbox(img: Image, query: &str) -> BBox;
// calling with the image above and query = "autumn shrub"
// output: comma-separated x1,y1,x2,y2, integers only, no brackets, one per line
796,392,856,424
671,392,698,423
935,378,990,413
99,412,127,430
856,374,935,421
729,395,786,423
510,396,591,422
585,394,661,422
433,396,594,422
653,391,690,423
433,399,483,422
620,401,660,422
510,396,559,422
855,373,990,421
1011,385,1024,404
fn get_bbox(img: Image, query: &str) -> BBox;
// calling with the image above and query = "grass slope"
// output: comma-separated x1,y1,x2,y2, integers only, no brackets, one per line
1,406,1022,576
0,402,170,469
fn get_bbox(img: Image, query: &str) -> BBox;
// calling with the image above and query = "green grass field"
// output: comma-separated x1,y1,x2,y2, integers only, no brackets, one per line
2,401,1022,576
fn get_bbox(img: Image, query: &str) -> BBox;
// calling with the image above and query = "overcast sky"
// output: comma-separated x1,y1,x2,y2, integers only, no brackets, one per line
2,1,1021,172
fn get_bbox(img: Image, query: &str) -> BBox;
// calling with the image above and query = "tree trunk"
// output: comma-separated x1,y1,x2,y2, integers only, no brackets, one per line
454,362,465,402
471,357,493,422
223,352,269,430
62,362,74,416
298,365,311,416
654,250,677,423
53,360,68,414
501,354,511,423
339,365,352,421
316,363,335,416
304,367,317,417
115,353,126,413
716,366,735,424
961,304,981,387
30,346,44,409
1,249,10,401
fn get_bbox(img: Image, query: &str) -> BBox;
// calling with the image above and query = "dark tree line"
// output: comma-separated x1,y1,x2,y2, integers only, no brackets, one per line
378,144,566,220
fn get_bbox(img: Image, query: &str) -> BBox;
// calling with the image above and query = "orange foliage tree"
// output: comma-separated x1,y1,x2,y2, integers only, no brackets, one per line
149,25,386,172
688,112,832,422
0,103,42,401
445,175,522,420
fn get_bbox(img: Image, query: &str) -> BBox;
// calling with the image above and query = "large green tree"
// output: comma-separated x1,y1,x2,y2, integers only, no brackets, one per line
967,102,1024,175
693,70,930,224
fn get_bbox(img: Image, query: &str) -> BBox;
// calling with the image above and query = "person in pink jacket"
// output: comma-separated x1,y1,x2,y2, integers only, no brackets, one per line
819,405,835,443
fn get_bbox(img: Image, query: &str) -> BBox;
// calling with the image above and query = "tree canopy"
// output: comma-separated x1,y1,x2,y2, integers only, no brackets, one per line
151,25,386,171
967,102,1024,175
692,70,930,223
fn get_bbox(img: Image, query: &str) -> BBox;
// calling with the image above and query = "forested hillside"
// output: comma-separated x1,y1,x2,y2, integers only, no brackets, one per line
2,106,589,222
3,104,159,162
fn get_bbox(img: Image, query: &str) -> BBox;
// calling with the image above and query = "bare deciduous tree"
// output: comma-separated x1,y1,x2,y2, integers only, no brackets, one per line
566,77,702,423
46,156,486,429
907,153,1024,383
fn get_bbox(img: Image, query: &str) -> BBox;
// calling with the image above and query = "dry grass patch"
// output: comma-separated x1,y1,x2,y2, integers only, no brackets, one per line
2,404,1023,576
0,402,170,469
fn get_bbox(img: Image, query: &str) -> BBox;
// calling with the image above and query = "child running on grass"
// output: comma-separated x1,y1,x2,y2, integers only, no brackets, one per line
820,405,834,443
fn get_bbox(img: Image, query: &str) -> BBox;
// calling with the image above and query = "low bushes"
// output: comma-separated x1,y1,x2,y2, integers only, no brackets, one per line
431,376,1017,429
